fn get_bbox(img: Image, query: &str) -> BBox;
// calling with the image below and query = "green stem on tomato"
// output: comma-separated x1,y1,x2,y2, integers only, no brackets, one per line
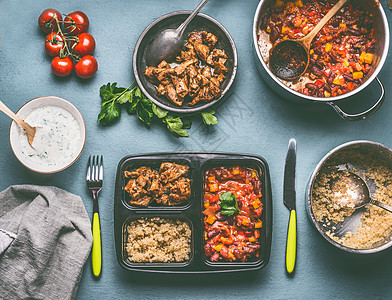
52,15,80,61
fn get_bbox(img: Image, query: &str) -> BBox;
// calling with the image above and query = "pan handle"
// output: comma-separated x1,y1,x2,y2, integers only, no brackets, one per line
326,77,385,121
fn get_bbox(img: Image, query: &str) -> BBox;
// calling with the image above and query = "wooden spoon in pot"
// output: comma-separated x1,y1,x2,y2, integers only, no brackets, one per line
270,0,348,81
0,100,36,147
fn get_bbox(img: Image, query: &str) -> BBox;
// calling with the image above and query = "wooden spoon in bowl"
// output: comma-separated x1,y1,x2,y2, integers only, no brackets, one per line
0,100,36,147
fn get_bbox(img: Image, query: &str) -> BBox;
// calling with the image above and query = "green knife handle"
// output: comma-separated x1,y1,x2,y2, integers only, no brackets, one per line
286,209,297,274
92,212,102,277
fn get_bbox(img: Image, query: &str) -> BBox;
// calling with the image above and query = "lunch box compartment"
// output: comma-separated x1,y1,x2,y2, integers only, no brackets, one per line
114,152,272,273
200,158,270,268
121,215,195,268
121,157,194,211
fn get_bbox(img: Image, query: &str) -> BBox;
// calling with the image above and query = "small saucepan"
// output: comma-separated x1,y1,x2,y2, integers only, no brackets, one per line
253,0,389,120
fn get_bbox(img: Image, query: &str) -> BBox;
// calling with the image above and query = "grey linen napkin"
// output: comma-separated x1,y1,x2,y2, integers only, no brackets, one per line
0,185,93,300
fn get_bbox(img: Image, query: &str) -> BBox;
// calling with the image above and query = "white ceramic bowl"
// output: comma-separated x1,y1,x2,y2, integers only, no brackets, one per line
9,96,86,174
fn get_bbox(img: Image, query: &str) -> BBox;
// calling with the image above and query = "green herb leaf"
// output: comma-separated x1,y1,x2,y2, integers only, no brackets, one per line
137,106,153,126
135,87,142,98
182,118,192,129
100,82,116,102
201,110,218,125
117,90,132,104
126,99,139,115
98,101,122,125
140,97,152,110
164,116,189,137
219,192,240,216
152,103,168,119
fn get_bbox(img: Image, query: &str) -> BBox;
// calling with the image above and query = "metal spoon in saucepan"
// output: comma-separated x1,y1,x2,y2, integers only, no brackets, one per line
269,0,348,81
0,100,36,147
331,170,392,213
145,0,209,66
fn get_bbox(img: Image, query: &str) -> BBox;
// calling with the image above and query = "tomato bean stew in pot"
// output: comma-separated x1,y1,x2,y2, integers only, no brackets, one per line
258,0,376,98
203,166,263,262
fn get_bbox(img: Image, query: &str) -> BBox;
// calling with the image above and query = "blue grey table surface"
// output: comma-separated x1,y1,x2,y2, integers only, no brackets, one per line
1,0,392,299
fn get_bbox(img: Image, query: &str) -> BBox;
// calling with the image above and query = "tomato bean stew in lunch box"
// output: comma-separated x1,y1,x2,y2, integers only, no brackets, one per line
114,152,272,273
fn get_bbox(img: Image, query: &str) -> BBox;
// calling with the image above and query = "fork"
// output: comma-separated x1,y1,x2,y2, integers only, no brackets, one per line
86,155,103,278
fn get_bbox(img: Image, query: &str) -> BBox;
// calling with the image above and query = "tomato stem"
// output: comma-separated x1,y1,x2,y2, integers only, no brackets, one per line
51,15,80,61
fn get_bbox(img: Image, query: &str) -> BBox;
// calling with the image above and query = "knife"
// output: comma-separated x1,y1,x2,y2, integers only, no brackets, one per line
284,138,297,274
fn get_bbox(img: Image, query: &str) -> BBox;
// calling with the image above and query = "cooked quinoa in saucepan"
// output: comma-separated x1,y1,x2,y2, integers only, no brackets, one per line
311,153,392,249
126,217,191,263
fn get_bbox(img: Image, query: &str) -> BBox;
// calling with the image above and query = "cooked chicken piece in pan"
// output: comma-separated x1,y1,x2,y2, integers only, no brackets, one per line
174,76,189,99
180,48,197,61
165,83,183,106
157,84,166,96
214,62,228,74
188,30,203,45
206,49,227,66
208,82,222,98
144,30,227,106
154,68,175,85
174,58,198,76
194,42,210,61
201,66,212,79
202,31,218,49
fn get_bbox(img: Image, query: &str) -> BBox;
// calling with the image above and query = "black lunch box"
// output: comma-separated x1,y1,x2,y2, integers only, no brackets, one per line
114,152,272,273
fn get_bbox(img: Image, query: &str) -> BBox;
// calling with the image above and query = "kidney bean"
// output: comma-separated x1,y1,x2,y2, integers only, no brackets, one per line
242,246,255,254
271,14,280,23
330,16,342,27
323,83,332,93
234,249,244,260
347,28,361,36
248,244,261,250
305,83,319,91
216,211,226,221
253,179,261,195
342,74,354,82
313,48,322,55
273,6,285,13
260,14,269,30
327,71,336,84
328,52,339,63
207,229,220,239
270,26,280,43
311,66,323,76
205,243,213,257
315,60,324,69
318,91,324,97
210,252,220,262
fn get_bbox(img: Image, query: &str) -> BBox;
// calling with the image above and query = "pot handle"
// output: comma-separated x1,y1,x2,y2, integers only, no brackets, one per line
327,77,385,121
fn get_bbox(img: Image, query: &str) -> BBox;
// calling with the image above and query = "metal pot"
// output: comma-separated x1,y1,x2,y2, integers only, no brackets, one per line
306,140,392,254
253,0,389,120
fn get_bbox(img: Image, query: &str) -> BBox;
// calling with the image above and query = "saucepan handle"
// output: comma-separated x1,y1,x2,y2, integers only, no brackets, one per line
326,77,385,121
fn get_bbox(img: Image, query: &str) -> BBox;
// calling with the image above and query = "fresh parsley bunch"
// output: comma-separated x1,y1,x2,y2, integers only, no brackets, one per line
98,82,218,137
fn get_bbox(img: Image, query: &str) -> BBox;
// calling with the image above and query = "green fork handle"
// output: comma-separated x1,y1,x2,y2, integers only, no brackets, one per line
92,191,102,278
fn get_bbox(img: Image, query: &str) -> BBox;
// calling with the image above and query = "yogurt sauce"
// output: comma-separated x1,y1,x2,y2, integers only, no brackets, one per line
19,105,81,168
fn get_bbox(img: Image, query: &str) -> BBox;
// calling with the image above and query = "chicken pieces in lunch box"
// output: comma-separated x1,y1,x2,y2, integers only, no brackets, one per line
144,30,228,106
124,162,191,206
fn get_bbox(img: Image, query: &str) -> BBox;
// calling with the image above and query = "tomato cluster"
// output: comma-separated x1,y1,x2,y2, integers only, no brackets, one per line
38,9,98,79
